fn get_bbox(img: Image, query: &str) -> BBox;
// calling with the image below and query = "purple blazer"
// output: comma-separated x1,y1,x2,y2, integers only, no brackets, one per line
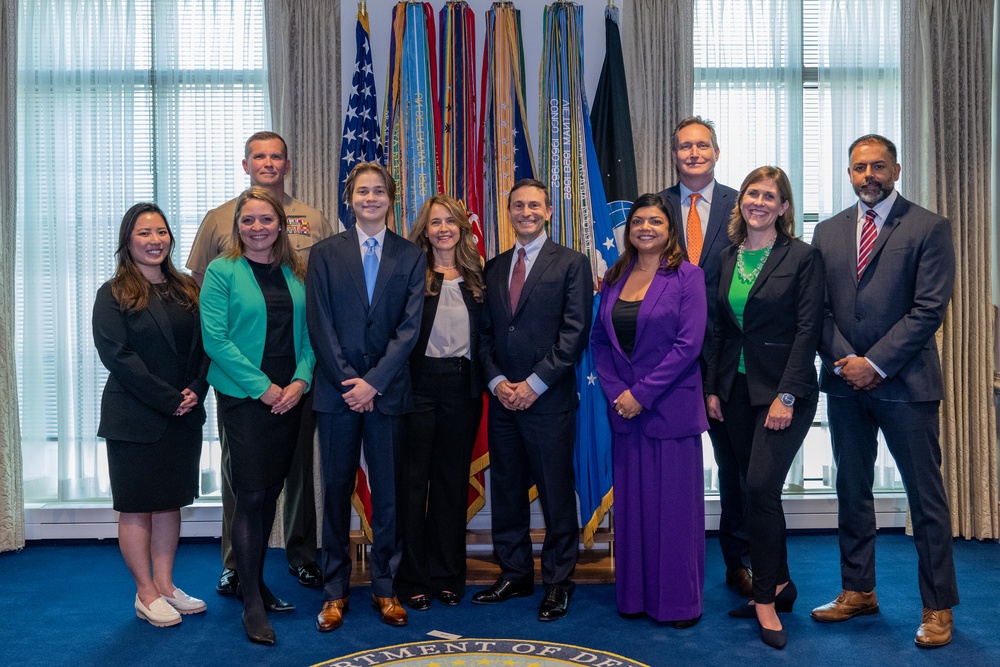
591,260,709,440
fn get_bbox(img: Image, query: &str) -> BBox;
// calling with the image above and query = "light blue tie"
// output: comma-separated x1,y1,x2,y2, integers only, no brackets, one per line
363,237,379,303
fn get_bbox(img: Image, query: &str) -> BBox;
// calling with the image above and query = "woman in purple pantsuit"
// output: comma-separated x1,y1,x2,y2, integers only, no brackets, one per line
591,193,709,627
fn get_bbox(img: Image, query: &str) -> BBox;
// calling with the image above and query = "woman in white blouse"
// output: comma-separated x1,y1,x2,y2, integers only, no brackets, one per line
397,194,485,610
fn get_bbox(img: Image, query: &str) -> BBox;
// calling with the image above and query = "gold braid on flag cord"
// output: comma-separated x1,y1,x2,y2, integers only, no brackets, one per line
482,4,535,257
386,6,406,234
538,2,596,260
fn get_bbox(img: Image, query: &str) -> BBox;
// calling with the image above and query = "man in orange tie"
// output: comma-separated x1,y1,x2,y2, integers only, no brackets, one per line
659,117,750,598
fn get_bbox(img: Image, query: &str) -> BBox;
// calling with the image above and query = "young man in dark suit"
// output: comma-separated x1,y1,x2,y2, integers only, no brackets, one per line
660,117,752,598
306,162,426,632
473,178,593,622
810,134,958,648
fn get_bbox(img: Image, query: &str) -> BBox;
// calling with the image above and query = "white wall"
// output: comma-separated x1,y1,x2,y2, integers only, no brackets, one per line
339,0,628,159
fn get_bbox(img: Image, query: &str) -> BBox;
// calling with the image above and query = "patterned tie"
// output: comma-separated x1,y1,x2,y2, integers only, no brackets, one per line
509,247,527,315
686,193,703,266
363,237,379,303
857,209,877,280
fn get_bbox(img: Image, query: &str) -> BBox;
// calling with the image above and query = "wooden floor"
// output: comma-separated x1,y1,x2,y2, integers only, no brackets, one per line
349,529,617,585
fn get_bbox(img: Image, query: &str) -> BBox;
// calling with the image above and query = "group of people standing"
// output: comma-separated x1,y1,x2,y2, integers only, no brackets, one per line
93,118,958,651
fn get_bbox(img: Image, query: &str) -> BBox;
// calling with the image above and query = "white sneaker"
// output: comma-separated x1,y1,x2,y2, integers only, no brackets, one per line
164,588,207,614
135,595,182,627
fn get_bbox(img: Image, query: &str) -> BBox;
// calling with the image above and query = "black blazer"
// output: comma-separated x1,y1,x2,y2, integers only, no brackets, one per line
409,272,483,397
705,235,825,407
306,226,426,416
479,238,593,414
92,281,209,443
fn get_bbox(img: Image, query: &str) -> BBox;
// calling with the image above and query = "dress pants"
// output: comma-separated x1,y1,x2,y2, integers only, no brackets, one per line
487,400,578,592
318,409,403,600
397,360,482,599
721,373,816,603
828,393,959,610
707,416,751,572
219,391,318,570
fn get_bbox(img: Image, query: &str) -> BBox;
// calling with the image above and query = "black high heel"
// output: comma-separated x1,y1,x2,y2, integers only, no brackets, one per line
242,609,276,646
759,623,787,650
774,580,797,612
728,581,797,618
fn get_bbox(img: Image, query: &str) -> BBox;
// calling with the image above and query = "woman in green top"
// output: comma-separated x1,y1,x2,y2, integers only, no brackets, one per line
704,166,825,650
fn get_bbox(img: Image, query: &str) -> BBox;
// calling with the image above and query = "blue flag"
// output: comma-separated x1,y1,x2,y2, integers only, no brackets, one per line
338,11,384,229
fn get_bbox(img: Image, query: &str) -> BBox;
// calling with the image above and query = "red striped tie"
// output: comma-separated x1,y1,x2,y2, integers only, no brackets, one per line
509,248,526,314
857,209,877,279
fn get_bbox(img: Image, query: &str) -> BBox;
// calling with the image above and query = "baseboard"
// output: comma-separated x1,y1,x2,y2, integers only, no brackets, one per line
24,493,910,541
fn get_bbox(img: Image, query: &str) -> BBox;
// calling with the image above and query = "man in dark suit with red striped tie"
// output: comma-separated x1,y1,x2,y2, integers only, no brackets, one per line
810,134,958,649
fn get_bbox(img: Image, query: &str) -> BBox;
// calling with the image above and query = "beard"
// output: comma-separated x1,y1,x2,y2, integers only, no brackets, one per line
854,178,894,206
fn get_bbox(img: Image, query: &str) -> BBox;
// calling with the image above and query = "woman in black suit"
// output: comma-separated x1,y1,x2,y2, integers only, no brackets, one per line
397,194,485,610
93,203,208,628
704,167,824,649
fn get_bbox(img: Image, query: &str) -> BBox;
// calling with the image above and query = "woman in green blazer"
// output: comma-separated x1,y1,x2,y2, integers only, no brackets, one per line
200,187,315,646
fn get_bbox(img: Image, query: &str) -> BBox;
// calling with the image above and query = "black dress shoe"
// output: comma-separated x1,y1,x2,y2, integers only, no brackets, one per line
289,562,323,588
471,578,534,605
436,591,461,606
537,585,570,622
236,584,296,612
671,614,701,629
216,568,239,595
405,594,432,611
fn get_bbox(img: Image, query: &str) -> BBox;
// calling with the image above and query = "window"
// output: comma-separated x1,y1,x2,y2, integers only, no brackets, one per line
692,0,903,494
16,0,270,502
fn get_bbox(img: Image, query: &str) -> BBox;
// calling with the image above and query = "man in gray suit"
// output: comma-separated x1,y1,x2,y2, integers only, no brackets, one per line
810,134,958,649
660,117,751,598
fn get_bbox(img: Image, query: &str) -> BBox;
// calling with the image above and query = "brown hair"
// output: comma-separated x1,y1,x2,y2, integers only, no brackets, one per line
507,178,552,209
408,194,485,301
728,166,797,246
342,161,397,230
110,203,199,313
244,131,287,160
224,187,306,281
603,193,684,286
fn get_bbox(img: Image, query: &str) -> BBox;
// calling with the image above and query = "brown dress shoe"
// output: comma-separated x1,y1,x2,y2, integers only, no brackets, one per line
810,589,879,622
915,608,953,648
372,595,408,627
726,567,754,599
316,598,349,632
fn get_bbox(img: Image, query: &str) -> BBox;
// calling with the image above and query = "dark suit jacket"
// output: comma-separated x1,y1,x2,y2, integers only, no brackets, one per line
409,272,483,397
661,181,738,367
811,195,955,402
591,261,708,439
306,226,426,416
705,236,825,407
93,281,209,443
479,237,593,414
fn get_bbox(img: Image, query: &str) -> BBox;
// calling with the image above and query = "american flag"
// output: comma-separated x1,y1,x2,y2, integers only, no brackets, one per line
338,9,384,229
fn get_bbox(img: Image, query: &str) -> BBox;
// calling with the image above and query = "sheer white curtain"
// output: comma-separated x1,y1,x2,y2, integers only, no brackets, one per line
817,0,902,491
817,0,901,219
16,0,270,503
692,0,804,210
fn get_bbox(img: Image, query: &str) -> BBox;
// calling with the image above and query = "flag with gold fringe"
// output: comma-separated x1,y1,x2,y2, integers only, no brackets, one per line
439,0,490,523
538,1,616,548
479,1,536,259
384,0,441,235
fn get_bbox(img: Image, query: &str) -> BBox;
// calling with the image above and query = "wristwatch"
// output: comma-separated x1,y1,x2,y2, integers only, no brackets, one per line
778,392,795,407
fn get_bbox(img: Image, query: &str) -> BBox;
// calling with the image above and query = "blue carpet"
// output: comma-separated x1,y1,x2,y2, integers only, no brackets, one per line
0,533,997,666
